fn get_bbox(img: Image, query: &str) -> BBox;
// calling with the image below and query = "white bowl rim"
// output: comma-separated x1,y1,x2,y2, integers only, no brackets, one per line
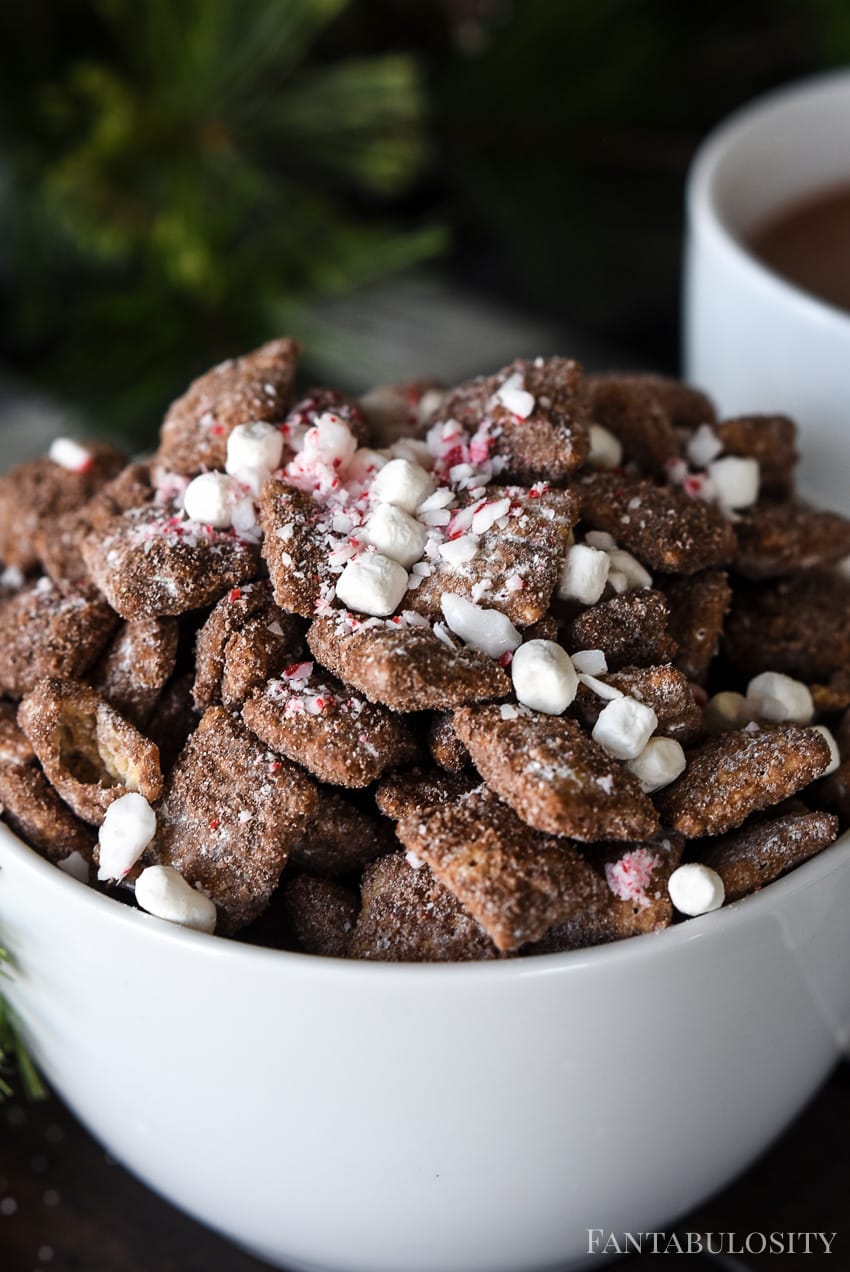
686,66,850,332
2,819,849,984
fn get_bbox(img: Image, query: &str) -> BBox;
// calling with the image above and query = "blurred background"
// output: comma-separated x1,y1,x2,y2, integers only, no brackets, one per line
1,0,849,451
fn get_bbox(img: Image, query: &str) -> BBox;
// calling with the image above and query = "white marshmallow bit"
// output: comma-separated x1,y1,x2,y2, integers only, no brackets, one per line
440,593,521,659
570,649,607,676
587,423,623,469
626,737,687,793
686,423,723,469
57,851,90,883
97,792,158,882
704,690,748,733
606,549,652,592
708,455,760,510
335,553,409,617
301,413,358,469
360,503,428,569
668,863,725,917
813,725,841,776
371,457,435,512
511,639,578,715
746,671,813,725
439,534,480,565
225,421,284,479
557,543,610,605
585,530,617,551
592,695,658,760
135,865,217,934
183,471,241,529
578,672,623,701
49,437,92,473
496,373,535,419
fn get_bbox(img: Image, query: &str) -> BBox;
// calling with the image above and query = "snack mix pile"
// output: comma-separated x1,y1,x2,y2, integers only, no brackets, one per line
1,339,849,959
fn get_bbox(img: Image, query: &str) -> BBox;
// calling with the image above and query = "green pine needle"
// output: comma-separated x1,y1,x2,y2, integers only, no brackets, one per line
0,948,47,1102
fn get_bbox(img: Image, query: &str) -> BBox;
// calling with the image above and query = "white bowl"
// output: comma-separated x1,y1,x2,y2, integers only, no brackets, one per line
683,69,850,510
2,821,850,1271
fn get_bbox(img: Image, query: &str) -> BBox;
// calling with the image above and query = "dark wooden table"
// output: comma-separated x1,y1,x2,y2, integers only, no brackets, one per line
1,1065,848,1271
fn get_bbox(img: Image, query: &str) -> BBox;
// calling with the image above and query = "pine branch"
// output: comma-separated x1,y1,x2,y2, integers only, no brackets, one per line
0,949,46,1102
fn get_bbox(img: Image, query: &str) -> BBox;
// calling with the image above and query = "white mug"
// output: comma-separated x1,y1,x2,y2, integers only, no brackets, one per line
684,69,850,509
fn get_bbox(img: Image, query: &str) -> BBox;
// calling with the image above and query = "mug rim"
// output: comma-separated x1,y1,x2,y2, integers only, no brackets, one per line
686,66,850,333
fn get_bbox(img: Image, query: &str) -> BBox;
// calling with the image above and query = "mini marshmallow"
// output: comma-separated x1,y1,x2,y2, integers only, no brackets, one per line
360,503,428,569
557,543,610,605
135,865,217,934
97,792,158,882
183,471,241,529
440,593,522,659
301,413,358,470
496,373,535,419
48,437,92,473
685,423,723,469
225,421,284,480
708,455,760,511
56,851,91,883
371,458,435,514
584,530,618,552
592,695,658,760
335,552,409,617
511,639,578,715
812,725,841,776
626,737,687,793
587,423,623,469
668,863,725,917
570,649,607,676
704,690,748,733
746,671,814,725
606,548,652,593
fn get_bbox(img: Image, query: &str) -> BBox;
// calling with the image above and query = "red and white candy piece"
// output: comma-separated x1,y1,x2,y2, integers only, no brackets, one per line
97,792,158,882
626,736,687,793
49,437,93,473
335,552,409,617
511,639,578,715
745,671,813,725
557,543,610,605
668,863,725,917
591,695,658,760
360,503,428,569
371,458,435,514
135,865,217,934
440,592,522,659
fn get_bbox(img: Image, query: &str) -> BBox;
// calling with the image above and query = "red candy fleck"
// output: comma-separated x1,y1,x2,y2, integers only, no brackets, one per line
209,818,220,830
228,587,242,603
498,650,513,667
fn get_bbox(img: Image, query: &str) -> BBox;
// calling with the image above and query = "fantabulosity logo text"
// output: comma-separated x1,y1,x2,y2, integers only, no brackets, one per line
587,1229,838,1257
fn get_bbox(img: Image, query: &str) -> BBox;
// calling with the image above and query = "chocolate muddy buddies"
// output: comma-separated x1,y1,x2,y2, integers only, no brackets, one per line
1,338,848,957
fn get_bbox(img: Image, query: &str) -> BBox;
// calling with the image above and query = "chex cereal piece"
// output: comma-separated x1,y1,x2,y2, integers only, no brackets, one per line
375,767,477,821
724,573,850,681
0,578,117,698
279,873,360,958
242,664,416,788
577,472,737,574
289,787,391,875
152,706,317,933
307,614,509,712
82,503,260,619
18,678,163,825
428,712,469,772
395,783,621,952
91,617,179,727
733,501,850,580
587,373,713,474
529,834,682,953
0,759,94,862
258,482,335,617
0,441,125,571
658,569,731,684
0,702,35,766
655,725,832,837
574,664,703,746
404,485,578,626
437,357,591,484
713,415,798,497
37,462,154,590
193,581,303,710
349,851,500,962
146,673,200,775
701,807,839,901
155,337,299,475
453,704,659,841
810,670,850,716
568,589,678,671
